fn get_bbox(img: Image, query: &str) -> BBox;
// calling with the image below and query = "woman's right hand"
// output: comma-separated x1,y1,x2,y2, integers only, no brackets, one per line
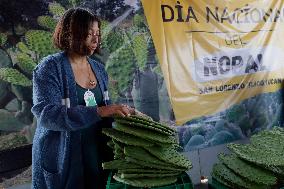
97,104,135,118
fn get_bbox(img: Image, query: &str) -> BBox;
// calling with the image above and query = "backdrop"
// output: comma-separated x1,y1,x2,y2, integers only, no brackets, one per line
0,0,283,152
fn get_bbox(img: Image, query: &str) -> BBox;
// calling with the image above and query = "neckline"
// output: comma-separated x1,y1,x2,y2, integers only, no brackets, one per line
62,52,103,95
76,82,98,90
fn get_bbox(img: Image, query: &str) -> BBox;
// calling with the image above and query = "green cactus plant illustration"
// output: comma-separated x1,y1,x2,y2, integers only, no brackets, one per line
37,16,57,31
0,68,32,87
48,2,66,17
100,12,154,102
132,34,148,70
16,42,31,54
104,29,125,54
68,0,82,7
93,9,170,122
133,14,146,30
16,53,37,75
0,33,8,46
0,2,62,140
0,2,172,145
24,30,58,59
105,36,136,95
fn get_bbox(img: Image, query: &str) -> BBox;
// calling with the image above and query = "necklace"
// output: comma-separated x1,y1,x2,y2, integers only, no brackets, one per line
70,55,96,87
87,63,96,86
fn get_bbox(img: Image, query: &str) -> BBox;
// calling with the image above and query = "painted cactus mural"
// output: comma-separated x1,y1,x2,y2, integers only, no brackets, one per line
0,2,62,142
0,1,173,142
1,0,283,156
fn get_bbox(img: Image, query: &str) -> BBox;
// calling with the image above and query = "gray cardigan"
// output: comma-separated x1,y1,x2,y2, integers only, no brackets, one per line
31,52,111,189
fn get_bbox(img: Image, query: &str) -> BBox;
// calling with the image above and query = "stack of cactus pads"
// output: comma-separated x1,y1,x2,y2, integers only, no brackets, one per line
102,115,192,187
212,127,284,189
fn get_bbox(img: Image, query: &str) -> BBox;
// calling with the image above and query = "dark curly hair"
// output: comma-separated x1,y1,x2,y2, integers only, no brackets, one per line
53,7,101,55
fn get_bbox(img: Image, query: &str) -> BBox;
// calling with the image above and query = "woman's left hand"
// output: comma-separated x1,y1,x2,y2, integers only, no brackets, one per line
122,104,135,116
97,104,135,117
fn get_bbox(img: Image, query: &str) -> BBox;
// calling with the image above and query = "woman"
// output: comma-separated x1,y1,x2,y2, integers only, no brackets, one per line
31,7,134,189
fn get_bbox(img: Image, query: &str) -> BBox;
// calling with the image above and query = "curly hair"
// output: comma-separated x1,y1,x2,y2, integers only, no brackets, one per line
53,7,101,55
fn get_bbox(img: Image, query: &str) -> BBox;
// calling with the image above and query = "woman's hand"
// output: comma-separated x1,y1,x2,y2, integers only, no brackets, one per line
97,104,135,117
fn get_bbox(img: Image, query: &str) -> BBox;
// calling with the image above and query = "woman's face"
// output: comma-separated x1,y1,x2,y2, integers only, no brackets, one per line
85,21,100,55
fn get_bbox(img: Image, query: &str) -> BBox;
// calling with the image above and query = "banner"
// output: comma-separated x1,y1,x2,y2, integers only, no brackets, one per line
141,0,284,125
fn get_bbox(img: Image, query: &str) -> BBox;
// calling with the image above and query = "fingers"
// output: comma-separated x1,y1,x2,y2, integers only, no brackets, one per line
116,109,128,117
119,104,133,117
127,106,135,115
97,104,135,118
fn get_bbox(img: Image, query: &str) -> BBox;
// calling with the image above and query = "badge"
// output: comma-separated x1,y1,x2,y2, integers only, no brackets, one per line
104,90,110,101
84,89,97,107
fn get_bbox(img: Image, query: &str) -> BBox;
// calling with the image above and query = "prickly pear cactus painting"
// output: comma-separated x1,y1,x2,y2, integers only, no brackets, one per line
1,0,283,158
0,2,62,143
100,10,168,122
178,88,284,152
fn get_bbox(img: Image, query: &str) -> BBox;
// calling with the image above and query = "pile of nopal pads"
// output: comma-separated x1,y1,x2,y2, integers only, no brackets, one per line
212,127,284,189
102,115,192,187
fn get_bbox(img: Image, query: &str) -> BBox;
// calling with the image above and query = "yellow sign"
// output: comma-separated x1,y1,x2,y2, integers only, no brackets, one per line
141,0,284,125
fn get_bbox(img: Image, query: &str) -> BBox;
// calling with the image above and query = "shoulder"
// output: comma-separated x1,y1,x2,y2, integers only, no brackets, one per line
34,52,65,74
89,57,105,70
35,52,64,71
89,57,108,77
